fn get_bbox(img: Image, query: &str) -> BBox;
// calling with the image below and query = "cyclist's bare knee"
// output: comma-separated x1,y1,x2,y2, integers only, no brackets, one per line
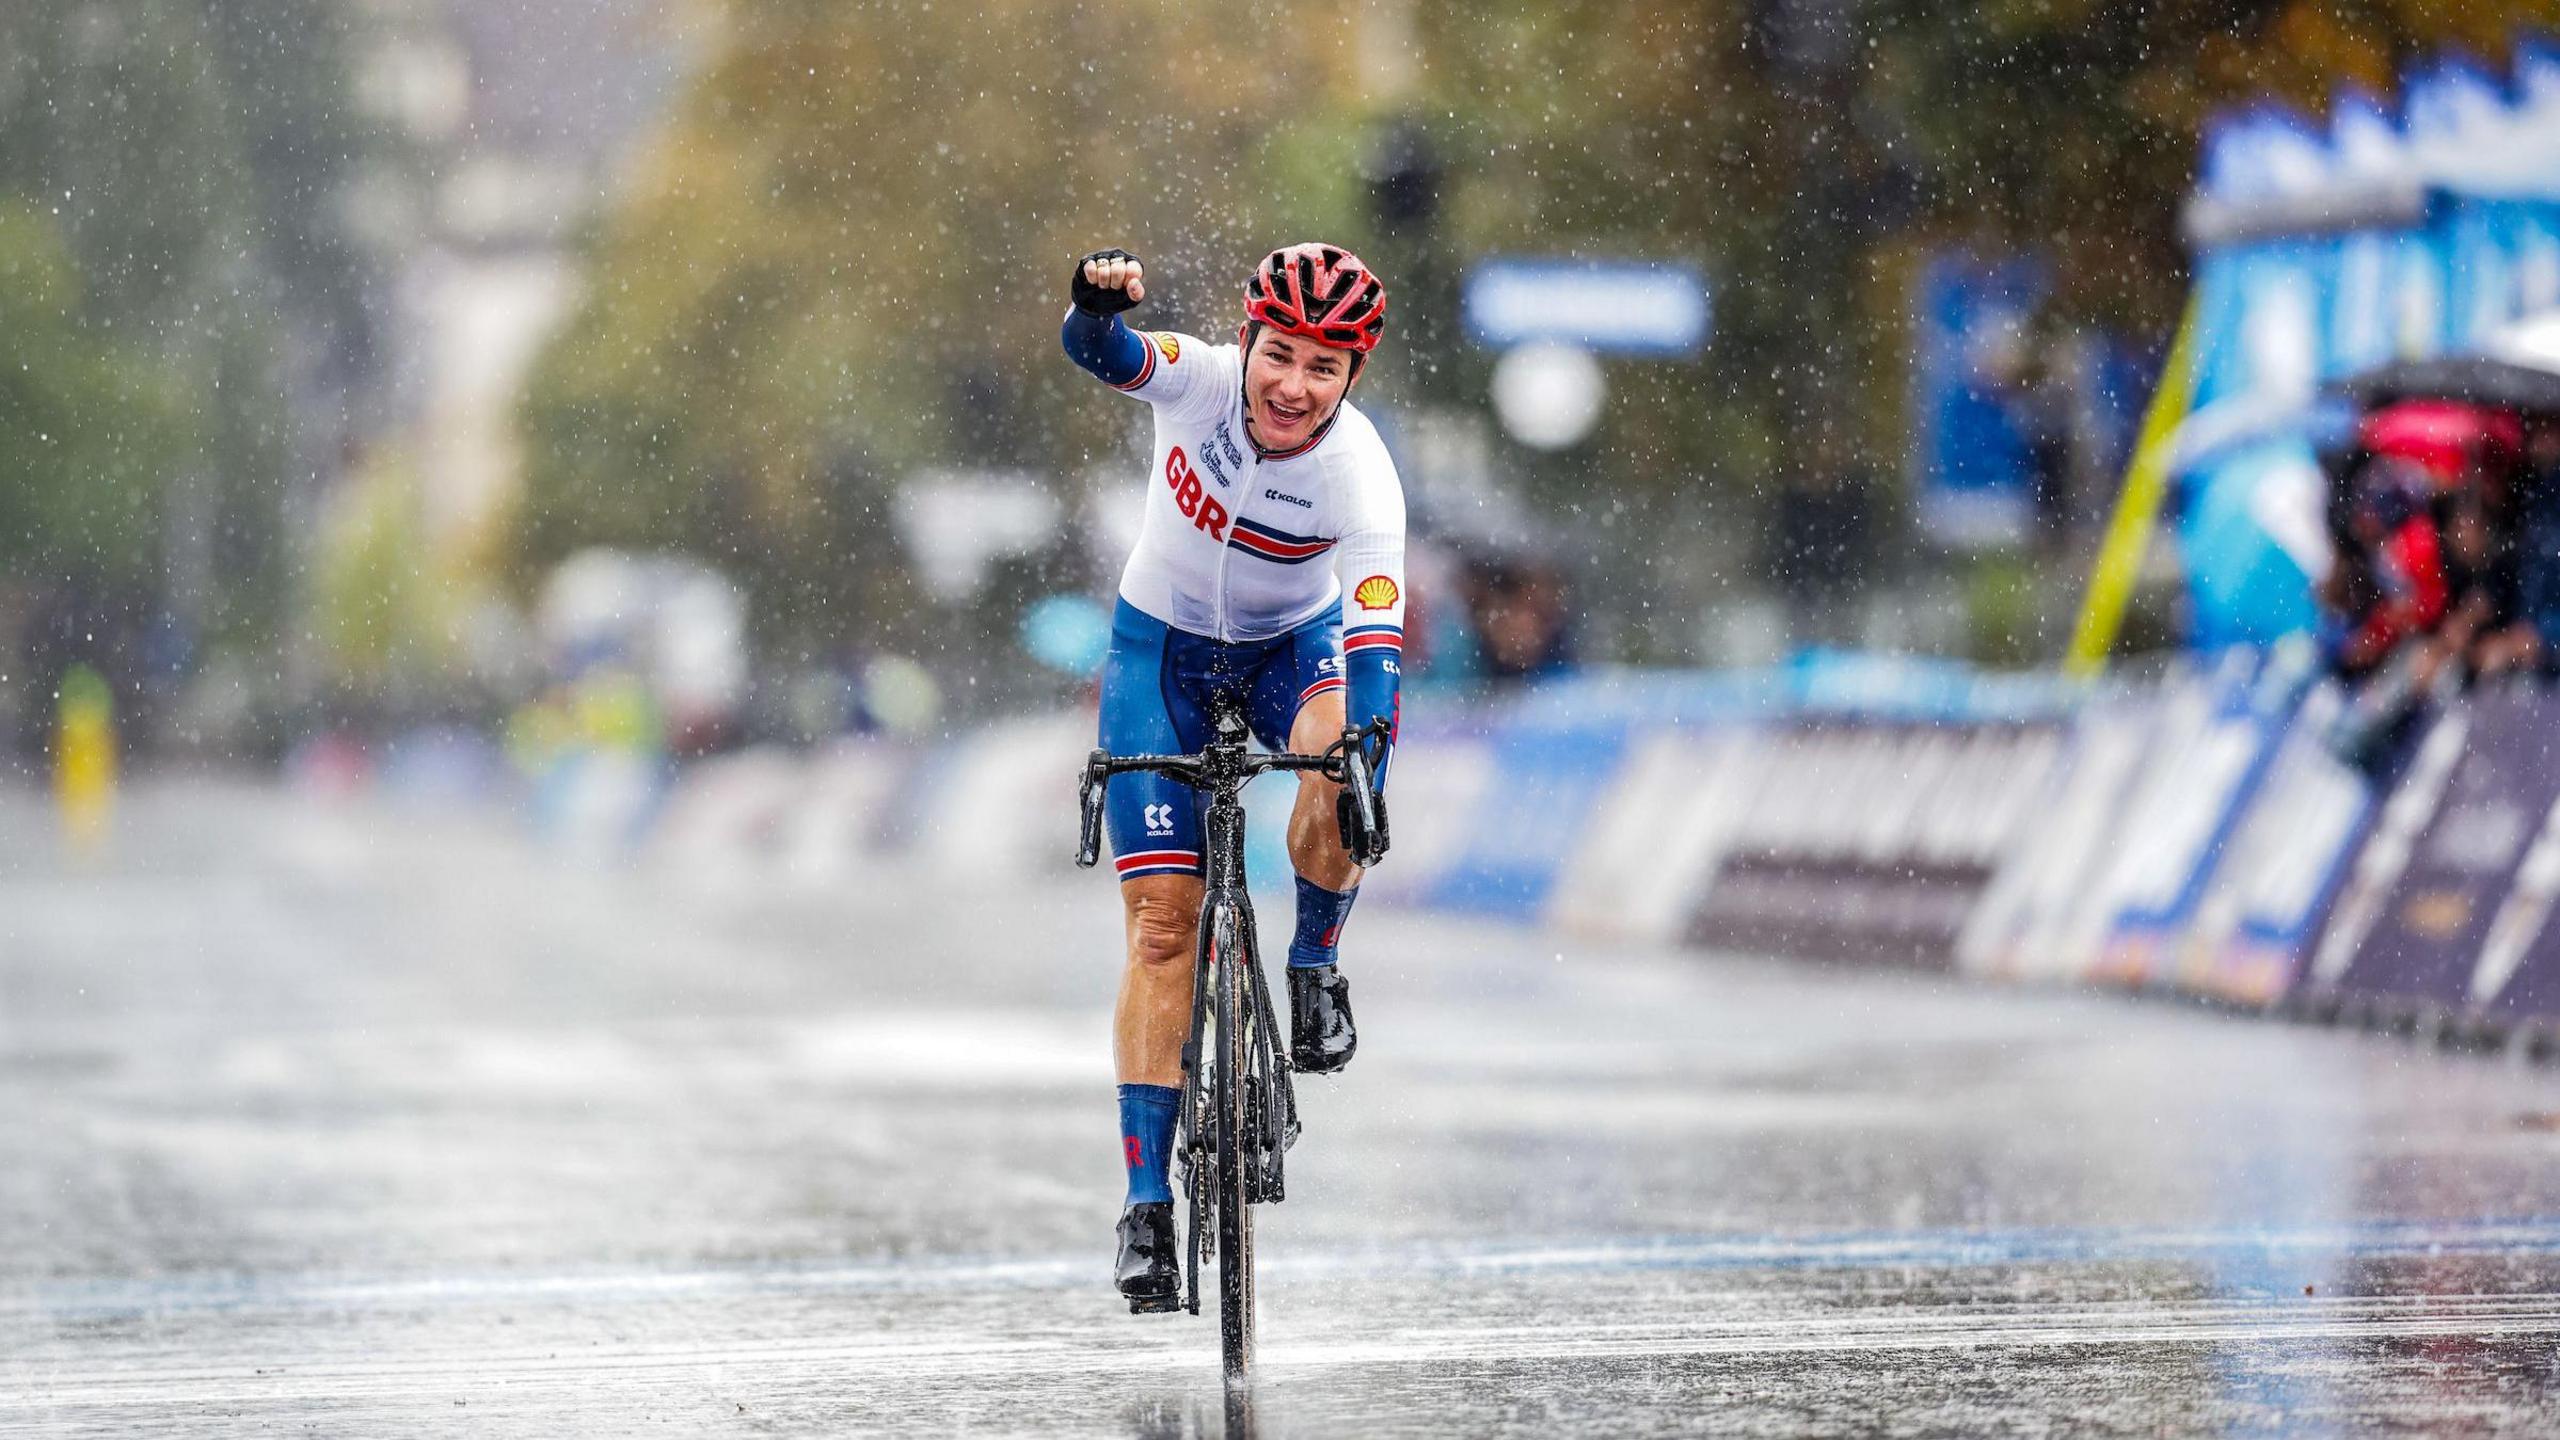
1289,688,1347,760
1286,776,1359,890
1122,875,1203,970
1284,692,1358,874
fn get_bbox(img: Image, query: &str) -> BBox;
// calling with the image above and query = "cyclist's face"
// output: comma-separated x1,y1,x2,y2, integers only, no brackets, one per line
1244,332,1354,451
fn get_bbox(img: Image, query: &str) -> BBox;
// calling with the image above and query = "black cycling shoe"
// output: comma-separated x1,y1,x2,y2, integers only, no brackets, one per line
1287,964,1357,1074
1114,1201,1180,1313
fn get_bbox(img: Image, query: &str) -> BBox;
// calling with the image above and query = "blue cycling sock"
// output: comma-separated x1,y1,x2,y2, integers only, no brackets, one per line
1118,1083,1180,1205
1287,875,1360,970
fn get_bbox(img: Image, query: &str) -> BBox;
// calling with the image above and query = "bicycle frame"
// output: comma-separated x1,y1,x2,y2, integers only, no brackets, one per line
1076,700,1385,1378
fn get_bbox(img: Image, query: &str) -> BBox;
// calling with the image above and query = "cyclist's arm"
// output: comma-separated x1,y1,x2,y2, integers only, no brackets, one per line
1058,249,1222,412
1060,307,1151,388
1061,310,1218,415
1335,469,1406,791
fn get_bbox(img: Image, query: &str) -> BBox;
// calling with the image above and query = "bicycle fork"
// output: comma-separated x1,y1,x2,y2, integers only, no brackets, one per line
1175,796,1299,1314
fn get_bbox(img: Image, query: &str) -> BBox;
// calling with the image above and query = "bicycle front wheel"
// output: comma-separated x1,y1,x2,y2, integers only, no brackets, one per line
1208,897,1256,1383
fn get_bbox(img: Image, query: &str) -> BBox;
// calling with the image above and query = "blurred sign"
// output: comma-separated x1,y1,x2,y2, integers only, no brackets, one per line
1462,259,1709,357
1909,252,2049,545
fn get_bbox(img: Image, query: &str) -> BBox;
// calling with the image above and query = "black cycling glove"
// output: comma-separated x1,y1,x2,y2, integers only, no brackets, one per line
1071,248,1145,317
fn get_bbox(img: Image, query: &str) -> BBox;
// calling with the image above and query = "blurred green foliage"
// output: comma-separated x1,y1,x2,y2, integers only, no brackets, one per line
514,0,1360,645
312,448,449,691
0,200,183,586
0,0,374,644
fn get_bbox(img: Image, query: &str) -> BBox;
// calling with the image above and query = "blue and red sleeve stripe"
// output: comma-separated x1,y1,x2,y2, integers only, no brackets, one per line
1109,337,1157,392
1343,624,1402,655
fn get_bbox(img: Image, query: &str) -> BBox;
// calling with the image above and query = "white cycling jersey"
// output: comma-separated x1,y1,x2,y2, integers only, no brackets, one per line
1104,329,1407,645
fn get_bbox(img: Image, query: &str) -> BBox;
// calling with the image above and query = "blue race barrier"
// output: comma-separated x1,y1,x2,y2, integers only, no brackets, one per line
1423,712,1636,920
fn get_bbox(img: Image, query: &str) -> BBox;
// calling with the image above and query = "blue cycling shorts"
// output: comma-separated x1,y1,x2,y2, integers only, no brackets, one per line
1099,599,1345,881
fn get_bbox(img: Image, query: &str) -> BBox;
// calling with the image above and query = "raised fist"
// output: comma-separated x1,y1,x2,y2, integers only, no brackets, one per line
1072,248,1146,316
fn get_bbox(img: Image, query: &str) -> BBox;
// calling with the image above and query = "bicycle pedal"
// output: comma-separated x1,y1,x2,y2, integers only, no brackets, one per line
1127,1291,1182,1315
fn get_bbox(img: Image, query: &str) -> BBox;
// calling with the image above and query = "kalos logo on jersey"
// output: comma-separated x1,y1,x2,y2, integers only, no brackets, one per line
1153,332,1181,365
1353,575,1399,611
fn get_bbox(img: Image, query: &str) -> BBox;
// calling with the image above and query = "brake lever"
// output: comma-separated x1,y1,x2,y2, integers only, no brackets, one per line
1316,727,1358,782
1354,719,1390,864
1360,715,1390,762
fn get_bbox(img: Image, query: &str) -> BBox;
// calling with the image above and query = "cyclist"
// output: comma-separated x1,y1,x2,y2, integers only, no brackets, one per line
1062,243,1405,1310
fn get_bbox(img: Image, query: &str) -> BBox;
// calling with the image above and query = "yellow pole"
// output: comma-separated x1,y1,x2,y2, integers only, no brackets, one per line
2064,294,2205,679
54,663,118,856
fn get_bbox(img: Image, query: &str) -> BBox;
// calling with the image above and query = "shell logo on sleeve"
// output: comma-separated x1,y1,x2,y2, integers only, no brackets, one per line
1353,575,1400,611
1153,332,1181,365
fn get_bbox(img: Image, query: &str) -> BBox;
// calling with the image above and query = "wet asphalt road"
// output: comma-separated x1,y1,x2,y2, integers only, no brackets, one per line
8,778,2560,1436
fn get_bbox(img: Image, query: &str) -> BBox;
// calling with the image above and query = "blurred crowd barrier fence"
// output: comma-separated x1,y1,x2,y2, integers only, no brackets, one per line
556,648,2560,1047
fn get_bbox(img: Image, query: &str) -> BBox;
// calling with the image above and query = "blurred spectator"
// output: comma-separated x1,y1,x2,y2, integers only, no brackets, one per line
13,576,151,763
2521,420,2560,675
2448,453,2534,681
1467,556,1577,682
2320,456,2447,679
2315,399,2553,697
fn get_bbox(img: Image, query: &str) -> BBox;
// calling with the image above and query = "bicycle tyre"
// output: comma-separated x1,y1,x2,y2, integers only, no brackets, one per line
1209,897,1256,1382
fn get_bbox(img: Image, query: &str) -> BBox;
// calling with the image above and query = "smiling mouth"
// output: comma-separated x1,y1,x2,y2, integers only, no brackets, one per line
1265,399,1309,427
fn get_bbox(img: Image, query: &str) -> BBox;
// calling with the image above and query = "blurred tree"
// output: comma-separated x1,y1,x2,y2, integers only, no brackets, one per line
311,447,447,695
0,0,377,659
0,200,185,587
516,0,1371,653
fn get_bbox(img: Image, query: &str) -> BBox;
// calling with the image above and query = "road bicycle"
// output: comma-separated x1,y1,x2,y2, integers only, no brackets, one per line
1078,699,1388,1381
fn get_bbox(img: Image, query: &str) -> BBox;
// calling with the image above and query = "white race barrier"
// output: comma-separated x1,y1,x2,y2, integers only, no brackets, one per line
651,746,822,884
910,712,1092,877
1957,700,2160,984
1680,719,2065,967
2174,683,2378,1004
777,740,922,881
1547,728,1760,945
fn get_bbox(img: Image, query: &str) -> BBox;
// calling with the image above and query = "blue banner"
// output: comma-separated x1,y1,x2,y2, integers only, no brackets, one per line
1425,715,1635,919
1909,253,2050,545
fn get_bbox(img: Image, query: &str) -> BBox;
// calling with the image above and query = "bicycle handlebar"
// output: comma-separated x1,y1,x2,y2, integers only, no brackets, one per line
1075,719,1389,870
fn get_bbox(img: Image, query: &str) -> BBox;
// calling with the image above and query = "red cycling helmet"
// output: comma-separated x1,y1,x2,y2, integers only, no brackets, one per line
1242,243,1387,353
